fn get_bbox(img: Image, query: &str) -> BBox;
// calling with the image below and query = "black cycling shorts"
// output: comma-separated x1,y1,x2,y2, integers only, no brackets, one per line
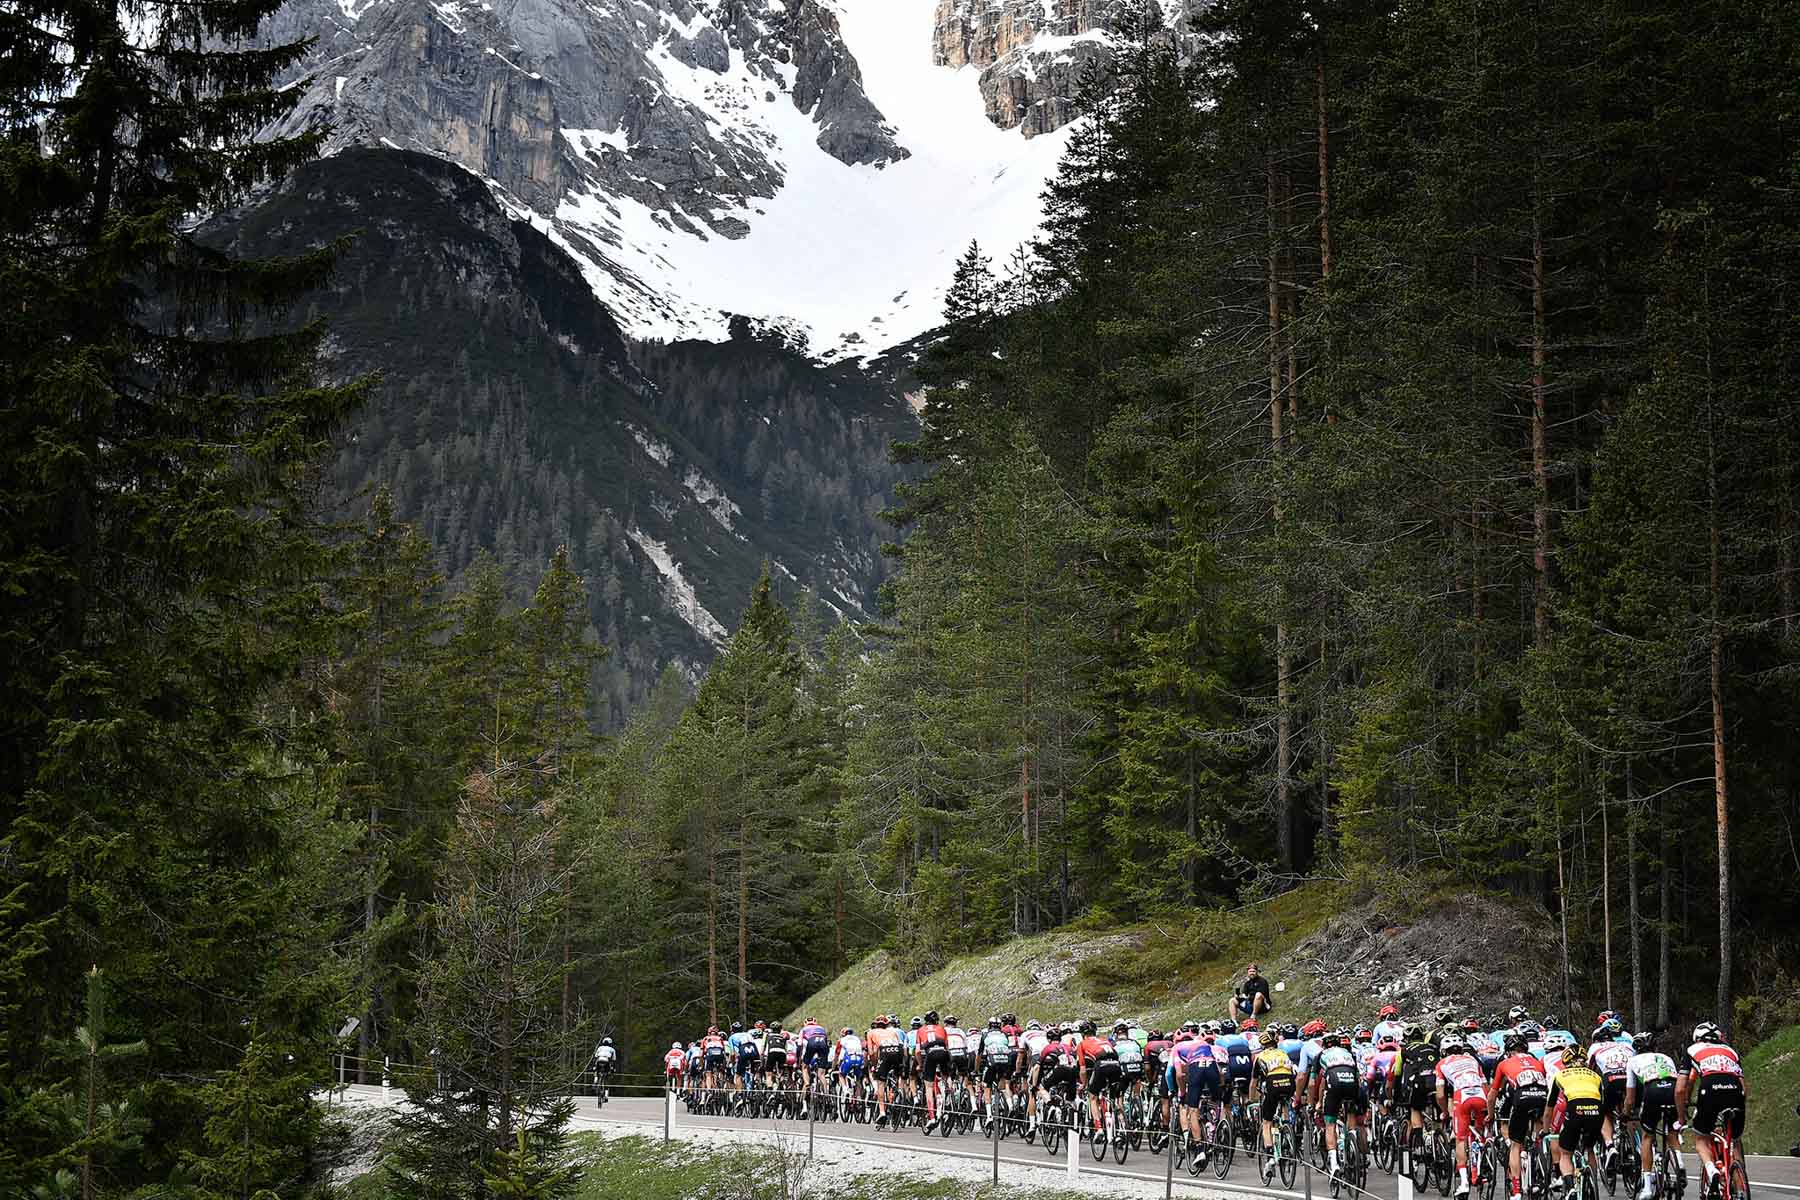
1502,1093,1546,1143
875,1048,902,1081
1601,1076,1627,1116
1039,1064,1077,1100
1407,1080,1438,1114
1691,1075,1744,1137
1091,1061,1124,1095
921,1047,950,1081
1634,1079,1677,1133
1323,1077,1362,1120
1261,1083,1296,1122
1185,1062,1222,1107
1559,1106,1603,1152
983,1060,1014,1085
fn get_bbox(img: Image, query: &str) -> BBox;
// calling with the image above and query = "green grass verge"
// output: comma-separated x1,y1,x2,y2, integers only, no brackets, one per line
1743,1023,1800,1156
787,882,1341,1033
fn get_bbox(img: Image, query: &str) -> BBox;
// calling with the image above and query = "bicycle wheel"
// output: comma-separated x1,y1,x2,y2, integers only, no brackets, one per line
1115,1113,1131,1165
1091,1112,1108,1161
1412,1129,1433,1192
1605,1141,1621,1196
1436,1129,1455,1197
1729,1159,1751,1200
1280,1129,1300,1189
1216,1116,1236,1178
1376,1120,1394,1172
1481,1142,1501,1200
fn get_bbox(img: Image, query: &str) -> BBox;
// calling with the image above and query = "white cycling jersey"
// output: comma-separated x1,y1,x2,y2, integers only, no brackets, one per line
1627,1051,1676,1087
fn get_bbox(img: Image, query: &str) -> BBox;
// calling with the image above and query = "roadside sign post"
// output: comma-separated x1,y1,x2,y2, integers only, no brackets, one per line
1166,1106,1178,1200
992,1110,1000,1187
808,1091,815,1160
664,1084,674,1143
1067,1113,1079,1179
1400,1153,1415,1200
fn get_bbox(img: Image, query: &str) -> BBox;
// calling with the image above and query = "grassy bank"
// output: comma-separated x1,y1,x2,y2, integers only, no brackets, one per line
1744,1023,1800,1156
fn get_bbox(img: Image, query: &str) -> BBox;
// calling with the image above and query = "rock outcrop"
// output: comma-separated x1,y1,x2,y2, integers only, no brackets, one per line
931,0,1206,138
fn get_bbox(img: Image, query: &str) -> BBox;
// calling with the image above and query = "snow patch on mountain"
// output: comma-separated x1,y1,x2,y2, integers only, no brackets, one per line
628,527,730,644
626,424,674,467
682,466,745,534
549,0,1073,358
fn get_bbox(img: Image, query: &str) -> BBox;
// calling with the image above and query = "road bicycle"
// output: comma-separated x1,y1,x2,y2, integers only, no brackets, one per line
1698,1110,1751,1200
1264,1097,1300,1188
1040,1090,1074,1157
1330,1108,1369,1198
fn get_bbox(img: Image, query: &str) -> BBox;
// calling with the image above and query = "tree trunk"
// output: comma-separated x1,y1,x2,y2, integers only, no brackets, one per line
1657,794,1670,1027
1186,750,1198,902
1627,759,1642,1029
1531,214,1551,650
1269,156,1293,874
835,871,845,978
707,855,718,1029
1473,502,1486,681
1317,55,1332,285
1557,832,1573,1016
1706,320,1731,1031
1602,785,1613,1012
738,820,750,1023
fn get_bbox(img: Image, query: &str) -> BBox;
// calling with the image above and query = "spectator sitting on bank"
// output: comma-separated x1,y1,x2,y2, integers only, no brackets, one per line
1228,962,1273,1021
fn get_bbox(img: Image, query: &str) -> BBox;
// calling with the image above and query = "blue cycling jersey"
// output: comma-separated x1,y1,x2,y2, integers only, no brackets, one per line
1280,1037,1305,1067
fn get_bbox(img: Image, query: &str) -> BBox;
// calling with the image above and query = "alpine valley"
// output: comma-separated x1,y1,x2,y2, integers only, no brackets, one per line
216,0,1202,717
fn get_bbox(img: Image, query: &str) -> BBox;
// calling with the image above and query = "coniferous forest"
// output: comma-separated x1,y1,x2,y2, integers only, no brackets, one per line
4,0,1799,1195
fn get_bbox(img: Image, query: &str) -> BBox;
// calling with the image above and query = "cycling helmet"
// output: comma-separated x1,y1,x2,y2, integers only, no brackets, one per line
602,1036,614,1045
842,1027,854,1036
1242,1017,1259,1032
1378,1004,1399,1019
1504,1032,1529,1054
1440,1035,1464,1054
1592,1018,1622,1042
1302,1019,1327,1037
945,1015,958,1026
1114,1020,1130,1034
769,1022,781,1033
989,1017,1003,1029
1542,1014,1562,1030
1320,1030,1342,1048
1028,1020,1044,1031
1507,1005,1530,1024
1078,1020,1096,1036
1630,1031,1653,1052
1353,1025,1372,1042
730,1022,743,1033
924,1011,939,1025
1544,1030,1575,1051
1379,1034,1399,1050
911,1016,923,1029
1461,1017,1481,1034
1596,1010,1620,1026
755,1020,766,1029
1182,1020,1201,1034
1691,1021,1723,1044
1219,1019,1238,1034
672,1041,683,1050
1283,1023,1300,1038
1259,1029,1279,1048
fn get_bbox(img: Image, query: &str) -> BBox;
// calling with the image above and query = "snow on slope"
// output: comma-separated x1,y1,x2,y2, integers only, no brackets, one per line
551,0,1072,359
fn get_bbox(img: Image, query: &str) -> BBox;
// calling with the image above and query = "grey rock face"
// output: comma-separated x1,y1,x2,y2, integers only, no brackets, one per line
265,0,906,227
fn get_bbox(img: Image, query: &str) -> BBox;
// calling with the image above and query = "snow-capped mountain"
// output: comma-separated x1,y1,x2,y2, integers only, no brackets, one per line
261,0,1200,358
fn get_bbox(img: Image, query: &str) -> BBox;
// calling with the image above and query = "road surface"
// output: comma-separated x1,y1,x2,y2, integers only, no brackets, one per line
571,1091,1800,1200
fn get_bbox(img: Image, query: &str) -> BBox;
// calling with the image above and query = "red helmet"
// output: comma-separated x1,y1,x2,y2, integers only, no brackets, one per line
1302,1019,1327,1037
1378,1005,1399,1019
1242,1018,1259,1032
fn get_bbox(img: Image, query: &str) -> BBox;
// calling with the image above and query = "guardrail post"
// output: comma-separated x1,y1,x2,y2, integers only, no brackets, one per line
1400,1154,1414,1200
1067,1111,1079,1179
808,1090,815,1161
664,1084,674,1143
1305,1158,1314,1200
992,1103,1000,1187
381,1057,390,1101
1166,1106,1177,1200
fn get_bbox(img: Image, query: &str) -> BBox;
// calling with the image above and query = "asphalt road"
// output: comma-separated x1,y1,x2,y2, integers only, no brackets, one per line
573,1091,1800,1200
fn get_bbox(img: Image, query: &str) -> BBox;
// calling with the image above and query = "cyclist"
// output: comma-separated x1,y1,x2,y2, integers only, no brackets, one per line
1436,1032,1490,1198
1173,1021,1221,1160
1220,1018,1254,1113
980,1016,1015,1118
1145,1026,1176,1134
1021,1020,1051,1129
664,1041,686,1090
1114,1019,1148,1110
1367,1029,1402,1123
728,1022,760,1096
1352,1026,1378,1114
1033,1033,1079,1135
1543,1029,1579,1083
905,1016,923,1086
866,1016,902,1126
1490,1031,1549,1199
1676,1021,1747,1199
1374,1005,1407,1047
1544,1045,1605,1200
589,1036,618,1096
1077,1019,1122,1137
1397,1023,1443,1159
1253,1028,1299,1184
1313,1028,1363,1180
1280,1022,1306,1069
800,1016,831,1091
702,1026,727,1092
1587,1018,1634,1172
1625,1030,1681,1200
917,1010,952,1133
765,1021,793,1093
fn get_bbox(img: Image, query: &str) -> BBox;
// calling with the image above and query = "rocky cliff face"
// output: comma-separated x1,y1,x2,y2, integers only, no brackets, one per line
931,0,1203,137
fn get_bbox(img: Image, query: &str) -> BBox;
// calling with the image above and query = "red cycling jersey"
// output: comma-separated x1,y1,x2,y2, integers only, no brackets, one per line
918,1023,948,1050
1077,1035,1112,1066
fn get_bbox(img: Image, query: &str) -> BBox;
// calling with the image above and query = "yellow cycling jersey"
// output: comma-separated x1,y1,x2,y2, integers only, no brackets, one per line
1554,1065,1604,1104
1256,1047,1296,1085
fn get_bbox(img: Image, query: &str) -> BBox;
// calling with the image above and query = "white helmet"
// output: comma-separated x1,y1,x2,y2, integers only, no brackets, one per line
1544,1030,1575,1051
1690,1022,1723,1045
672,1041,683,1050
1439,1035,1465,1054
